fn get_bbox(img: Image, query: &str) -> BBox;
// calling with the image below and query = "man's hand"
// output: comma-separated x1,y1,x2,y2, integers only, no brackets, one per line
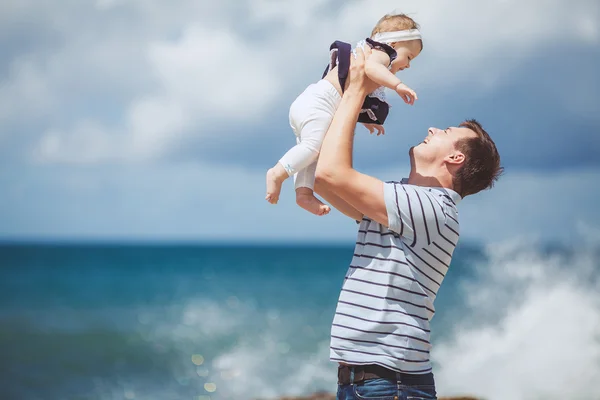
395,82,418,105
362,123,385,136
347,46,372,97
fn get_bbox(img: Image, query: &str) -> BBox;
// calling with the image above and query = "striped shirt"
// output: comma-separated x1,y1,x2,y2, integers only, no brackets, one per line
329,178,462,374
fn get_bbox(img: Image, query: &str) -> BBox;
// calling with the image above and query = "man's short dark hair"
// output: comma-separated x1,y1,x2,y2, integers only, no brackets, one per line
454,119,503,197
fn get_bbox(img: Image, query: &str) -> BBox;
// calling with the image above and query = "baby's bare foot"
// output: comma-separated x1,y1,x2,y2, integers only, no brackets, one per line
266,166,287,204
296,191,331,216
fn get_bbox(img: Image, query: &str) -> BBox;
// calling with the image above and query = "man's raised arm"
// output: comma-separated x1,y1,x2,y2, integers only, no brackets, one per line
314,47,390,228
313,181,363,222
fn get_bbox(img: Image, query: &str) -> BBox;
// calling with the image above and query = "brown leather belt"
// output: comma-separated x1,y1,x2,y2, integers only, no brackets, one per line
337,364,435,386
337,364,397,385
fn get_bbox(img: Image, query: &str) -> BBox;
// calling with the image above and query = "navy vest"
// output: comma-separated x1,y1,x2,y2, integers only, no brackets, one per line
322,38,397,125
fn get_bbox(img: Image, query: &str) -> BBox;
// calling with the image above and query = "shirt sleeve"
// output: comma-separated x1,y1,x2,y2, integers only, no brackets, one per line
383,181,446,248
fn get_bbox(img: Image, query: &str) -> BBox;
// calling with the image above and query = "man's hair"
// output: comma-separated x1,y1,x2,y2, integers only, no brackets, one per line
454,119,503,197
370,13,423,51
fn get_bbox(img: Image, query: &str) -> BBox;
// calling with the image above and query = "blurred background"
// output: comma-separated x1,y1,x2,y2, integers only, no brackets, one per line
1,0,599,399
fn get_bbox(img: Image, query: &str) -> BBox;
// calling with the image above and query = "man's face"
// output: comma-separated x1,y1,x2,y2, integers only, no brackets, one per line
411,126,478,167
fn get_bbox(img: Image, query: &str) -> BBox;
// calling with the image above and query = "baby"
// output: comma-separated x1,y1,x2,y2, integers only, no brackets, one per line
266,13,423,216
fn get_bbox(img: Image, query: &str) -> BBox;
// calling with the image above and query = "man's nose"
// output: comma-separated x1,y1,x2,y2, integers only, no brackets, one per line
428,128,437,136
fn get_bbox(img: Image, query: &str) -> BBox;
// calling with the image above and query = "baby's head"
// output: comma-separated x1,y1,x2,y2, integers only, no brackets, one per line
371,13,423,73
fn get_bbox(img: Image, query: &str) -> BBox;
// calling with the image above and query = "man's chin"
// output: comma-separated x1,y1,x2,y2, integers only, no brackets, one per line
408,146,416,166
409,141,426,153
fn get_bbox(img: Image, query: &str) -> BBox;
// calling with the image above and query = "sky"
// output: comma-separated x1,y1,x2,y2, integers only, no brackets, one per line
0,0,599,243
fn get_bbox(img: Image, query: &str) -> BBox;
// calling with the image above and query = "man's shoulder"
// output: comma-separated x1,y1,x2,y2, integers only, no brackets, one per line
384,180,439,196
386,180,457,200
385,180,457,219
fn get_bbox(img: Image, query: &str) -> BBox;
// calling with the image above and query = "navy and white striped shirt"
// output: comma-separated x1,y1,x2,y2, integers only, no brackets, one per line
330,178,462,374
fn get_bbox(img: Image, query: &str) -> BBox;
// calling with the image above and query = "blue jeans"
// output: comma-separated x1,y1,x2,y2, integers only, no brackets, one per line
337,373,437,400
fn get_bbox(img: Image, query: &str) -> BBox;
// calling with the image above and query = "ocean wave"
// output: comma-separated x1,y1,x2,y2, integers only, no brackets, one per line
94,239,600,400
433,237,600,400
2,239,599,399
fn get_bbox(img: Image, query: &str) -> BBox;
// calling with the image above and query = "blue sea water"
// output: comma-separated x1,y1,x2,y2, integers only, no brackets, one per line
1,240,599,400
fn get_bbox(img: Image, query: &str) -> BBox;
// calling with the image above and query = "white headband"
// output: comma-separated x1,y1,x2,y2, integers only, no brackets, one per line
372,29,422,44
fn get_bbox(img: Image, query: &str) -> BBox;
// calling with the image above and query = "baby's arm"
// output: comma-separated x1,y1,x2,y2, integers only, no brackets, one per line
365,49,417,105
364,50,402,90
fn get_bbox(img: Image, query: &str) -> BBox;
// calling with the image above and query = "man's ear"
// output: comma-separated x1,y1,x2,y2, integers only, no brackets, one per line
445,151,465,165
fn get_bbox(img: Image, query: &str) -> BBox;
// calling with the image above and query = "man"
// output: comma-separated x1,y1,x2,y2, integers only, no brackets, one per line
314,46,503,400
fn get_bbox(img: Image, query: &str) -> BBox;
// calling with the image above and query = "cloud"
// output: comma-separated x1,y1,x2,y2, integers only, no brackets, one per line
0,0,597,166
456,167,600,242
349,43,600,172
0,57,54,132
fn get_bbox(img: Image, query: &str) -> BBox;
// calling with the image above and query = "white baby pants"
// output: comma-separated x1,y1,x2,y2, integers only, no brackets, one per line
278,79,342,191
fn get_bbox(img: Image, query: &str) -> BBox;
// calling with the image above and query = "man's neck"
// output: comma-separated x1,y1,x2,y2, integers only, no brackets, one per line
407,169,453,190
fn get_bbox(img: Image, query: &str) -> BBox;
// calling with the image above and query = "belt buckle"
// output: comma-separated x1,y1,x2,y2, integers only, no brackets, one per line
338,365,366,385
337,365,350,385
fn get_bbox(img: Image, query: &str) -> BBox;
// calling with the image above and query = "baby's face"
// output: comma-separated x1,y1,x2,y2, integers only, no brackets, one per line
390,40,422,74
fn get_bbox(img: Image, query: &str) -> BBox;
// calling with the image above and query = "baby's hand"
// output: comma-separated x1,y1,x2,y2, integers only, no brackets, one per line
395,83,418,105
362,123,385,136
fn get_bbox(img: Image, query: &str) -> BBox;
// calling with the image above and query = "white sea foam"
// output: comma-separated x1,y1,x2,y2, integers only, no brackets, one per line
434,237,600,400
209,336,334,399
126,296,337,400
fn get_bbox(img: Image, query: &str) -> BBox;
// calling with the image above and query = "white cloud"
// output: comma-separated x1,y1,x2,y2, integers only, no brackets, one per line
31,120,127,164
0,0,598,163
31,23,283,162
457,167,600,242
0,57,54,130
146,26,280,121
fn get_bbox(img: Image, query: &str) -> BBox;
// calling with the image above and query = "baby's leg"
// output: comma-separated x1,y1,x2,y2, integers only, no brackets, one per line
265,163,288,204
296,188,330,216
266,98,325,204
267,81,339,206
295,160,330,216
266,141,318,204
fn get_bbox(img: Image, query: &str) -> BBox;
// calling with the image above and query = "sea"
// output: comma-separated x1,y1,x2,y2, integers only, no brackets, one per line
1,239,599,400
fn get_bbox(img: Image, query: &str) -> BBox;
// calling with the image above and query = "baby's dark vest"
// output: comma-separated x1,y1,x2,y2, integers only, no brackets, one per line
321,38,397,125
